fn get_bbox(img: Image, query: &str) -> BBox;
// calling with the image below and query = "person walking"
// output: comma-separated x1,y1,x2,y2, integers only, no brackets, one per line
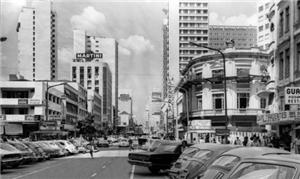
234,137,242,145
128,138,133,151
89,143,94,159
243,136,249,146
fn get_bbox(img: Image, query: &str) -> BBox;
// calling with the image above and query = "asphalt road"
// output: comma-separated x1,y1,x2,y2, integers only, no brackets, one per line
1,148,169,179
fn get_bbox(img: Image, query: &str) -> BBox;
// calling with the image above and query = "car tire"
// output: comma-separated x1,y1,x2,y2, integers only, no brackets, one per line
148,167,160,174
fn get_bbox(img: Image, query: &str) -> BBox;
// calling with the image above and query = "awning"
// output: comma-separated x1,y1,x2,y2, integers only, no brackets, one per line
257,89,274,98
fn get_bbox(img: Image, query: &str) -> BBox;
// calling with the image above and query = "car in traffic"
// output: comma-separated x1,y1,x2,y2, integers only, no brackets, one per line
97,140,110,148
119,139,129,147
198,147,291,179
128,140,184,173
0,148,23,171
224,154,300,179
168,143,239,179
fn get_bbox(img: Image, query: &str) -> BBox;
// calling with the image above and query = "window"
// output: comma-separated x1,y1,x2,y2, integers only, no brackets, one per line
279,52,284,80
230,162,296,179
286,7,290,32
265,23,269,29
259,25,263,32
213,94,224,110
296,43,300,77
237,93,249,109
87,66,92,79
285,48,290,78
298,0,300,22
279,12,284,37
258,5,263,12
95,87,99,93
197,96,202,110
260,98,266,109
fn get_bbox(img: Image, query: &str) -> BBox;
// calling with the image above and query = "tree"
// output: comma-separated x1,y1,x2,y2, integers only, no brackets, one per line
77,114,96,138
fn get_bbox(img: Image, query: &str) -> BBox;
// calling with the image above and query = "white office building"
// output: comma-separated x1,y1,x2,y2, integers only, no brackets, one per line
257,0,273,50
17,0,57,81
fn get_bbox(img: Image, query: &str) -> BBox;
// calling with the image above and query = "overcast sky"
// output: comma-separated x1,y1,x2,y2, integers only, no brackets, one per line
0,0,257,123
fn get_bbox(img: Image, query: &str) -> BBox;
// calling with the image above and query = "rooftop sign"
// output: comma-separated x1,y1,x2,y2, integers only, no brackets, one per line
76,53,103,59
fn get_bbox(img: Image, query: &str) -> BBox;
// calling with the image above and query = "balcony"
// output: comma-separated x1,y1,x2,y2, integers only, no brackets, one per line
0,98,43,106
191,108,264,117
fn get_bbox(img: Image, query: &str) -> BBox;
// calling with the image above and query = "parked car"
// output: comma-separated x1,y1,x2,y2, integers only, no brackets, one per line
198,147,290,179
223,154,300,179
168,143,239,179
119,139,129,147
128,140,184,173
23,141,49,161
7,141,36,163
56,140,78,154
42,141,66,157
0,148,23,171
33,141,60,158
97,140,110,148
110,140,120,147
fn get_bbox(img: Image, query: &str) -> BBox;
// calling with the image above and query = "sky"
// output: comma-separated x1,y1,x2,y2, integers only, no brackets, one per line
0,0,257,124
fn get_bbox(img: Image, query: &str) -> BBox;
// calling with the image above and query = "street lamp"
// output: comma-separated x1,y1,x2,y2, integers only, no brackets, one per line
189,42,229,140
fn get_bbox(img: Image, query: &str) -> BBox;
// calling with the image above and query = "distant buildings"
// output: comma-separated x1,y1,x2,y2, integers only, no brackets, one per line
257,0,273,50
145,90,162,134
118,90,132,131
209,25,257,50
17,0,57,81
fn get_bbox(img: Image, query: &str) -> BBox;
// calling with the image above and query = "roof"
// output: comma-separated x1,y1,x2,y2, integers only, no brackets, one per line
248,154,300,164
191,143,238,151
222,147,290,158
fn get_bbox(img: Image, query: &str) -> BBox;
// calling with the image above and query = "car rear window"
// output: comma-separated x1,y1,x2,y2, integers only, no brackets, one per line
230,162,296,179
211,155,240,171
181,147,200,157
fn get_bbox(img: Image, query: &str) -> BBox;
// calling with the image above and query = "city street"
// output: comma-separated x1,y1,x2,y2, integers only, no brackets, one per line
1,149,169,179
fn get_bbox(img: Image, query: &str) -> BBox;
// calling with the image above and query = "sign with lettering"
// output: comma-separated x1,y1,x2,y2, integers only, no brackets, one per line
28,99,41,105
18,99,28,105
285,87,300,104
76,53,103,59
190,120,211,130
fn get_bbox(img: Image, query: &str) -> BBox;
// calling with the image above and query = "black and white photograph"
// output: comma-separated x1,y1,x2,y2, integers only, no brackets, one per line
1,0,300,178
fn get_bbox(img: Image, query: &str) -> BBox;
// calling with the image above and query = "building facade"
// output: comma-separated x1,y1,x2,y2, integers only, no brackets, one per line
87,90,102,132
177,48,269,140
209,25,257,50
17,0,57,81
73,30,118,128
118,89,132,128
257,0,273,50
71,60,112,128
258,0,300,150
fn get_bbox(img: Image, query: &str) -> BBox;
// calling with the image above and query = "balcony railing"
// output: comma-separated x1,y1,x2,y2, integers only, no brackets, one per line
0,98,43,105
0,114,38,122
190,108,264,117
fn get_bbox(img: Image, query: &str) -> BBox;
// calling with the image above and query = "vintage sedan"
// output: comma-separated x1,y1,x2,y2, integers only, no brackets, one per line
128,140,183,173
226,154,300,179
0,149,23,171
168,143,238,179
198,147,290,179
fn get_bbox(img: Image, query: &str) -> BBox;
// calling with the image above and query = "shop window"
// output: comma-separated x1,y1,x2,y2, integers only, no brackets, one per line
260,98,266,109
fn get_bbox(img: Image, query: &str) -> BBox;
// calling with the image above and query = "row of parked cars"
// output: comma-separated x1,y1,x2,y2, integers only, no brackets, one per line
128,140,300,179
0,138,90,172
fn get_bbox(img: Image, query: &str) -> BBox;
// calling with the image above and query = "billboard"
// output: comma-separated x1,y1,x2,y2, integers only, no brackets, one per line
76,53,103,59
285,87,300,104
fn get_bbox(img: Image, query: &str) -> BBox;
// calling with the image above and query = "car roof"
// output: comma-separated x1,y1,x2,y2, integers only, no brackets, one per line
191,143,238,151
246,154,300,164
221,147,290,158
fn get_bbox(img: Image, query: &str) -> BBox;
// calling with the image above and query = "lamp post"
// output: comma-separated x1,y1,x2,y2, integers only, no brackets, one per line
189,42,229,140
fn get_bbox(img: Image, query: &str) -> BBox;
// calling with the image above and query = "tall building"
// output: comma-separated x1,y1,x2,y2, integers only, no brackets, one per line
257,0,273,50
209,25,257,50
87,90,102,132
168,0,209,84
162,17,169,100
71,60,112,127
145,90,162,134
73,30,118,127
17,0,57,81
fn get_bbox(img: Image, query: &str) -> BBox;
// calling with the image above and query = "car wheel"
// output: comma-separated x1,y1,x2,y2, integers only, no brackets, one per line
148,167,160,174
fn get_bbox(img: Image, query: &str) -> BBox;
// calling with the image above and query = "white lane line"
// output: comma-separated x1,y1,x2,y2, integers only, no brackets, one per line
90,173,97,178
130,165,135,179
12,163,63,179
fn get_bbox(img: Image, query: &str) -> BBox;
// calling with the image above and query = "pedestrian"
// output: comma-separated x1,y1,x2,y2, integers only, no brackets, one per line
88,143,94,159
243,136,248,146
292,135,300,154
181,140,187,152
128,138,133,151
234,137,242,145
205,134,210,143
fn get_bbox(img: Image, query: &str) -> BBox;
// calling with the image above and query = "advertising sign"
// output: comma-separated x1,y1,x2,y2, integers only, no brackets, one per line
285,87,300,104
76,53,103,59
18,99,28,105
28,99,41,105
190,120,211,130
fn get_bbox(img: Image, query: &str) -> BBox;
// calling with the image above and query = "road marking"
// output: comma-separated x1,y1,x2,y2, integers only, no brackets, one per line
12,163,63,179
130,165,135,179
90,173,97,178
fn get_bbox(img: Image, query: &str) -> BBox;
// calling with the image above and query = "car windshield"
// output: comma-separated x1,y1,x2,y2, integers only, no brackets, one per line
211,155,240,171
0,143,19,151
9,142,28,151
181,147,200,157
230,162,296,179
